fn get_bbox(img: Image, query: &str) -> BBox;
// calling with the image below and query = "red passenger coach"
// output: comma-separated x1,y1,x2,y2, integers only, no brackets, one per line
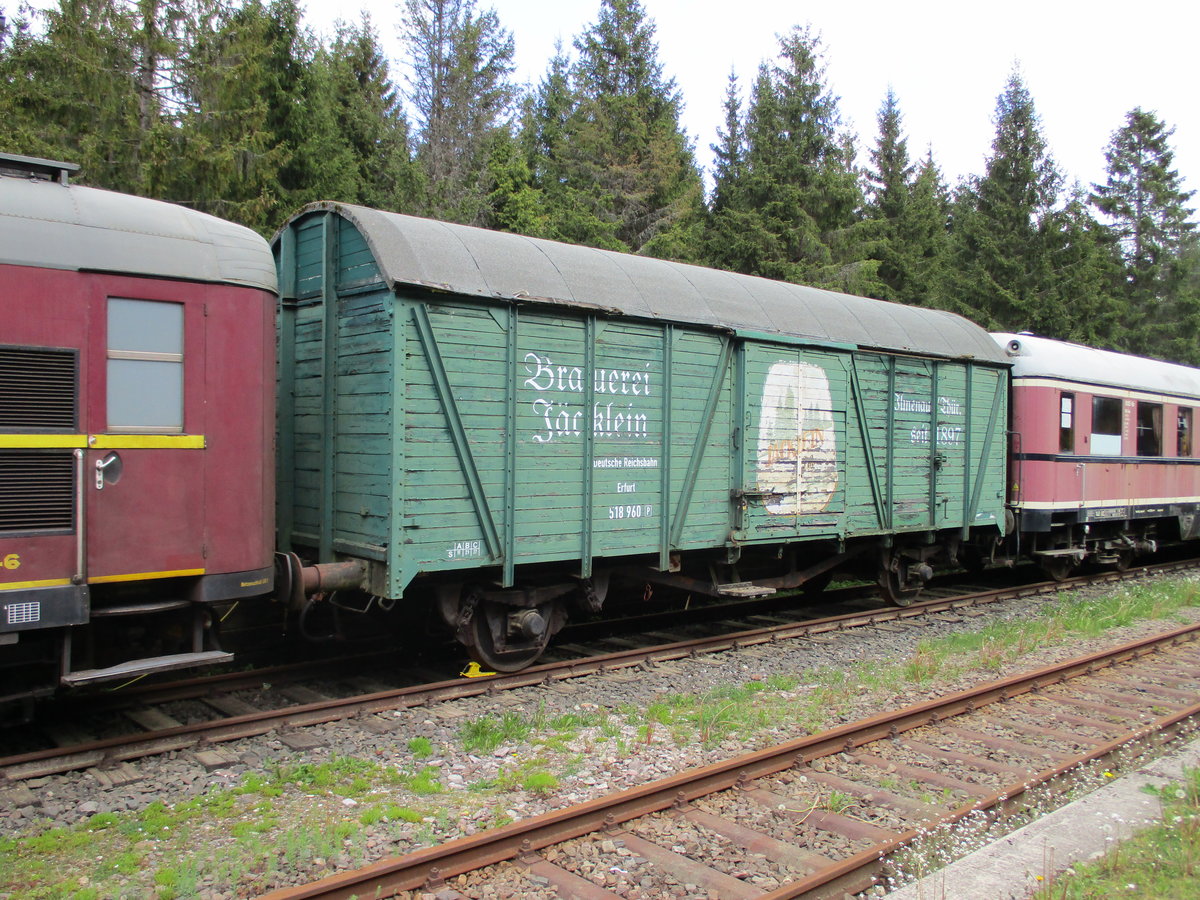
0,154,277,704
996,332,1200,580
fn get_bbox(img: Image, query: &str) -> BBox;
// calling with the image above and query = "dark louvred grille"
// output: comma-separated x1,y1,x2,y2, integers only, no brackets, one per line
0,451,74,533
0,347,78,430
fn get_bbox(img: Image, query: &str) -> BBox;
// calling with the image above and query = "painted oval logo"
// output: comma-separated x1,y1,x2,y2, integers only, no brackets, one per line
756,361,838,515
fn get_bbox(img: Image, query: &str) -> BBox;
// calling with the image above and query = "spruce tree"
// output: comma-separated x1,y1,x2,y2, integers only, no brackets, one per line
520,44,573,194
710,71,746,214
861,89,916,301
943,71,1061,331
515,43,621,248
895,152,951,306
324,15,421,212
160,0,316,232
702,69,784,274
565,0,703,254
0,5,58,156
705,26,873,292
401,0,516,224
1165,241,1200,365
1039,185,1125,348
1091,108,1198,359
0,0,146,191
702,64,787,276
865,89,914,222
482,127,545,234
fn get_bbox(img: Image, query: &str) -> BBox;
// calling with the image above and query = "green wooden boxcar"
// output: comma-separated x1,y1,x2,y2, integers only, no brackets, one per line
274,204,1010,669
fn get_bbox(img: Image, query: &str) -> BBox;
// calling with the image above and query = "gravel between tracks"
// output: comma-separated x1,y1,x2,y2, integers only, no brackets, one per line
3,576,1199,899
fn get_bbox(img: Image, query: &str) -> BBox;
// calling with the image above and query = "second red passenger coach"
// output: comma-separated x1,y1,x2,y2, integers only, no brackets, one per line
997,332,1200,579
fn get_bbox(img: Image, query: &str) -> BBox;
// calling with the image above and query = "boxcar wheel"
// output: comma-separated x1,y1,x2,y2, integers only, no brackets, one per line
879,568,921,607
470,599,555,672
878,550,924,607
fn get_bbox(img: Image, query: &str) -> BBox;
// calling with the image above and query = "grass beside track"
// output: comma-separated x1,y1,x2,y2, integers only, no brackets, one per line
2,576,1199,899
1030,766,1200,899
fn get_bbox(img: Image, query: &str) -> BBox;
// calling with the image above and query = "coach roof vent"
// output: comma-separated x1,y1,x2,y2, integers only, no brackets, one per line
1003,335,1035,357
0,152,79,186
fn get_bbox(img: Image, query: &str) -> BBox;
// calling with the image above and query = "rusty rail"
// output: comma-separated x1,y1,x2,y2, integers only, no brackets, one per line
4,557,1195,783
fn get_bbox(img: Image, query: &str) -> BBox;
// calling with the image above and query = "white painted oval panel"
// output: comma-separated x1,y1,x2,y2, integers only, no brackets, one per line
756,361,838,515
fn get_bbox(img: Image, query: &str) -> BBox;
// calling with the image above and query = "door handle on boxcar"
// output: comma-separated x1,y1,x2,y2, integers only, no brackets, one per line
95,452,122,490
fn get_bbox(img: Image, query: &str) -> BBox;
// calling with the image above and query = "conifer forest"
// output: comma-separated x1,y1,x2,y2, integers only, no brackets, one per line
2,0,1197,365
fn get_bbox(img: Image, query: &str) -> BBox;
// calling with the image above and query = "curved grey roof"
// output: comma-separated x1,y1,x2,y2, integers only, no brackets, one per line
0,172,277,292
995,333,1200,400
290,203,1007,364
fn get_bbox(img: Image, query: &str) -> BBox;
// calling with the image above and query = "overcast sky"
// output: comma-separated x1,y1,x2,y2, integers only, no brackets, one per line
307,0,1198,200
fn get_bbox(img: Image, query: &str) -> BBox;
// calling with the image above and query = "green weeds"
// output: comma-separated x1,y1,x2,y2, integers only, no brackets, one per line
0,753,423,900
407,736,433,758
3,577,1196,900
521,770,560,792
822,790,857,814
895,578,1200,688
1032,767,1200,898
274,756,377,791
459,710,532,753
404,766,445,795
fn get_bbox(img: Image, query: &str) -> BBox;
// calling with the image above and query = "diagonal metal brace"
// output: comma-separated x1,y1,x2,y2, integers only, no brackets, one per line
411,302,502,560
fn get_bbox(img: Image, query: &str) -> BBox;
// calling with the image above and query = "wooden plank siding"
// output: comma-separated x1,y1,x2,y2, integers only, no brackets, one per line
275,211,1009,602
279,213,391,562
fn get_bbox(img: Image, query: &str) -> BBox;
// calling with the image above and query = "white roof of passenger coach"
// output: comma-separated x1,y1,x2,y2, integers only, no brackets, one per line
0,159,276,293
994,333,1200,401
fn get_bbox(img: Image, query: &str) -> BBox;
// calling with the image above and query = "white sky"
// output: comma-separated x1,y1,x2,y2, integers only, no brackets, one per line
298,0,1199,202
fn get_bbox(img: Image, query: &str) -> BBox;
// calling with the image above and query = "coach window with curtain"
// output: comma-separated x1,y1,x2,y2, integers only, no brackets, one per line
1179,408,1194,457
106,299,184,433
1136,401,1162,457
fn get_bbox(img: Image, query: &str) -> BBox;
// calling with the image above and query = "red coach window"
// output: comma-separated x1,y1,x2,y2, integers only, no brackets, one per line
1180,408,1194,457
1136,402,1163,457
1059,393,1074,453
106,299,184,433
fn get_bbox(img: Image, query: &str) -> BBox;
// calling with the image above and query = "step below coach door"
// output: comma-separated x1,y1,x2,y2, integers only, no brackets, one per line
85,296,207,587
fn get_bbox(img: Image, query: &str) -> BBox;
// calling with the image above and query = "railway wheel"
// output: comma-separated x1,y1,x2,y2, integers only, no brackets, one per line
879,568,921,607
1113,549,1134,572
1040,556,1076,582
878,551,924,607
469,598,558,672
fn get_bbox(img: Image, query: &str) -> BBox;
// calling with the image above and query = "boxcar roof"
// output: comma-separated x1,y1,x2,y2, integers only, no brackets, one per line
995,333,1200,400
291,203,1008,364
0,170,277,292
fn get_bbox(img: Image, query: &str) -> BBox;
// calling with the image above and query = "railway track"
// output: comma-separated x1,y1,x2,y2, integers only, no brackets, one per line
257,619,1200,900
1,558,1194,784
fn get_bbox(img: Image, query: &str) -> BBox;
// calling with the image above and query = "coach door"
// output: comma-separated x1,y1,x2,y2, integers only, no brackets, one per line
84,293,207,587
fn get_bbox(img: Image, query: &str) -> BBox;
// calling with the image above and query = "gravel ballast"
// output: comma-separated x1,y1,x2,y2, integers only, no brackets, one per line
2,575,1198,899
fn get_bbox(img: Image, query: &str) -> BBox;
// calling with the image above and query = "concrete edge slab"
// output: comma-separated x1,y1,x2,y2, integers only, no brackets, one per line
883,735,1200,899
